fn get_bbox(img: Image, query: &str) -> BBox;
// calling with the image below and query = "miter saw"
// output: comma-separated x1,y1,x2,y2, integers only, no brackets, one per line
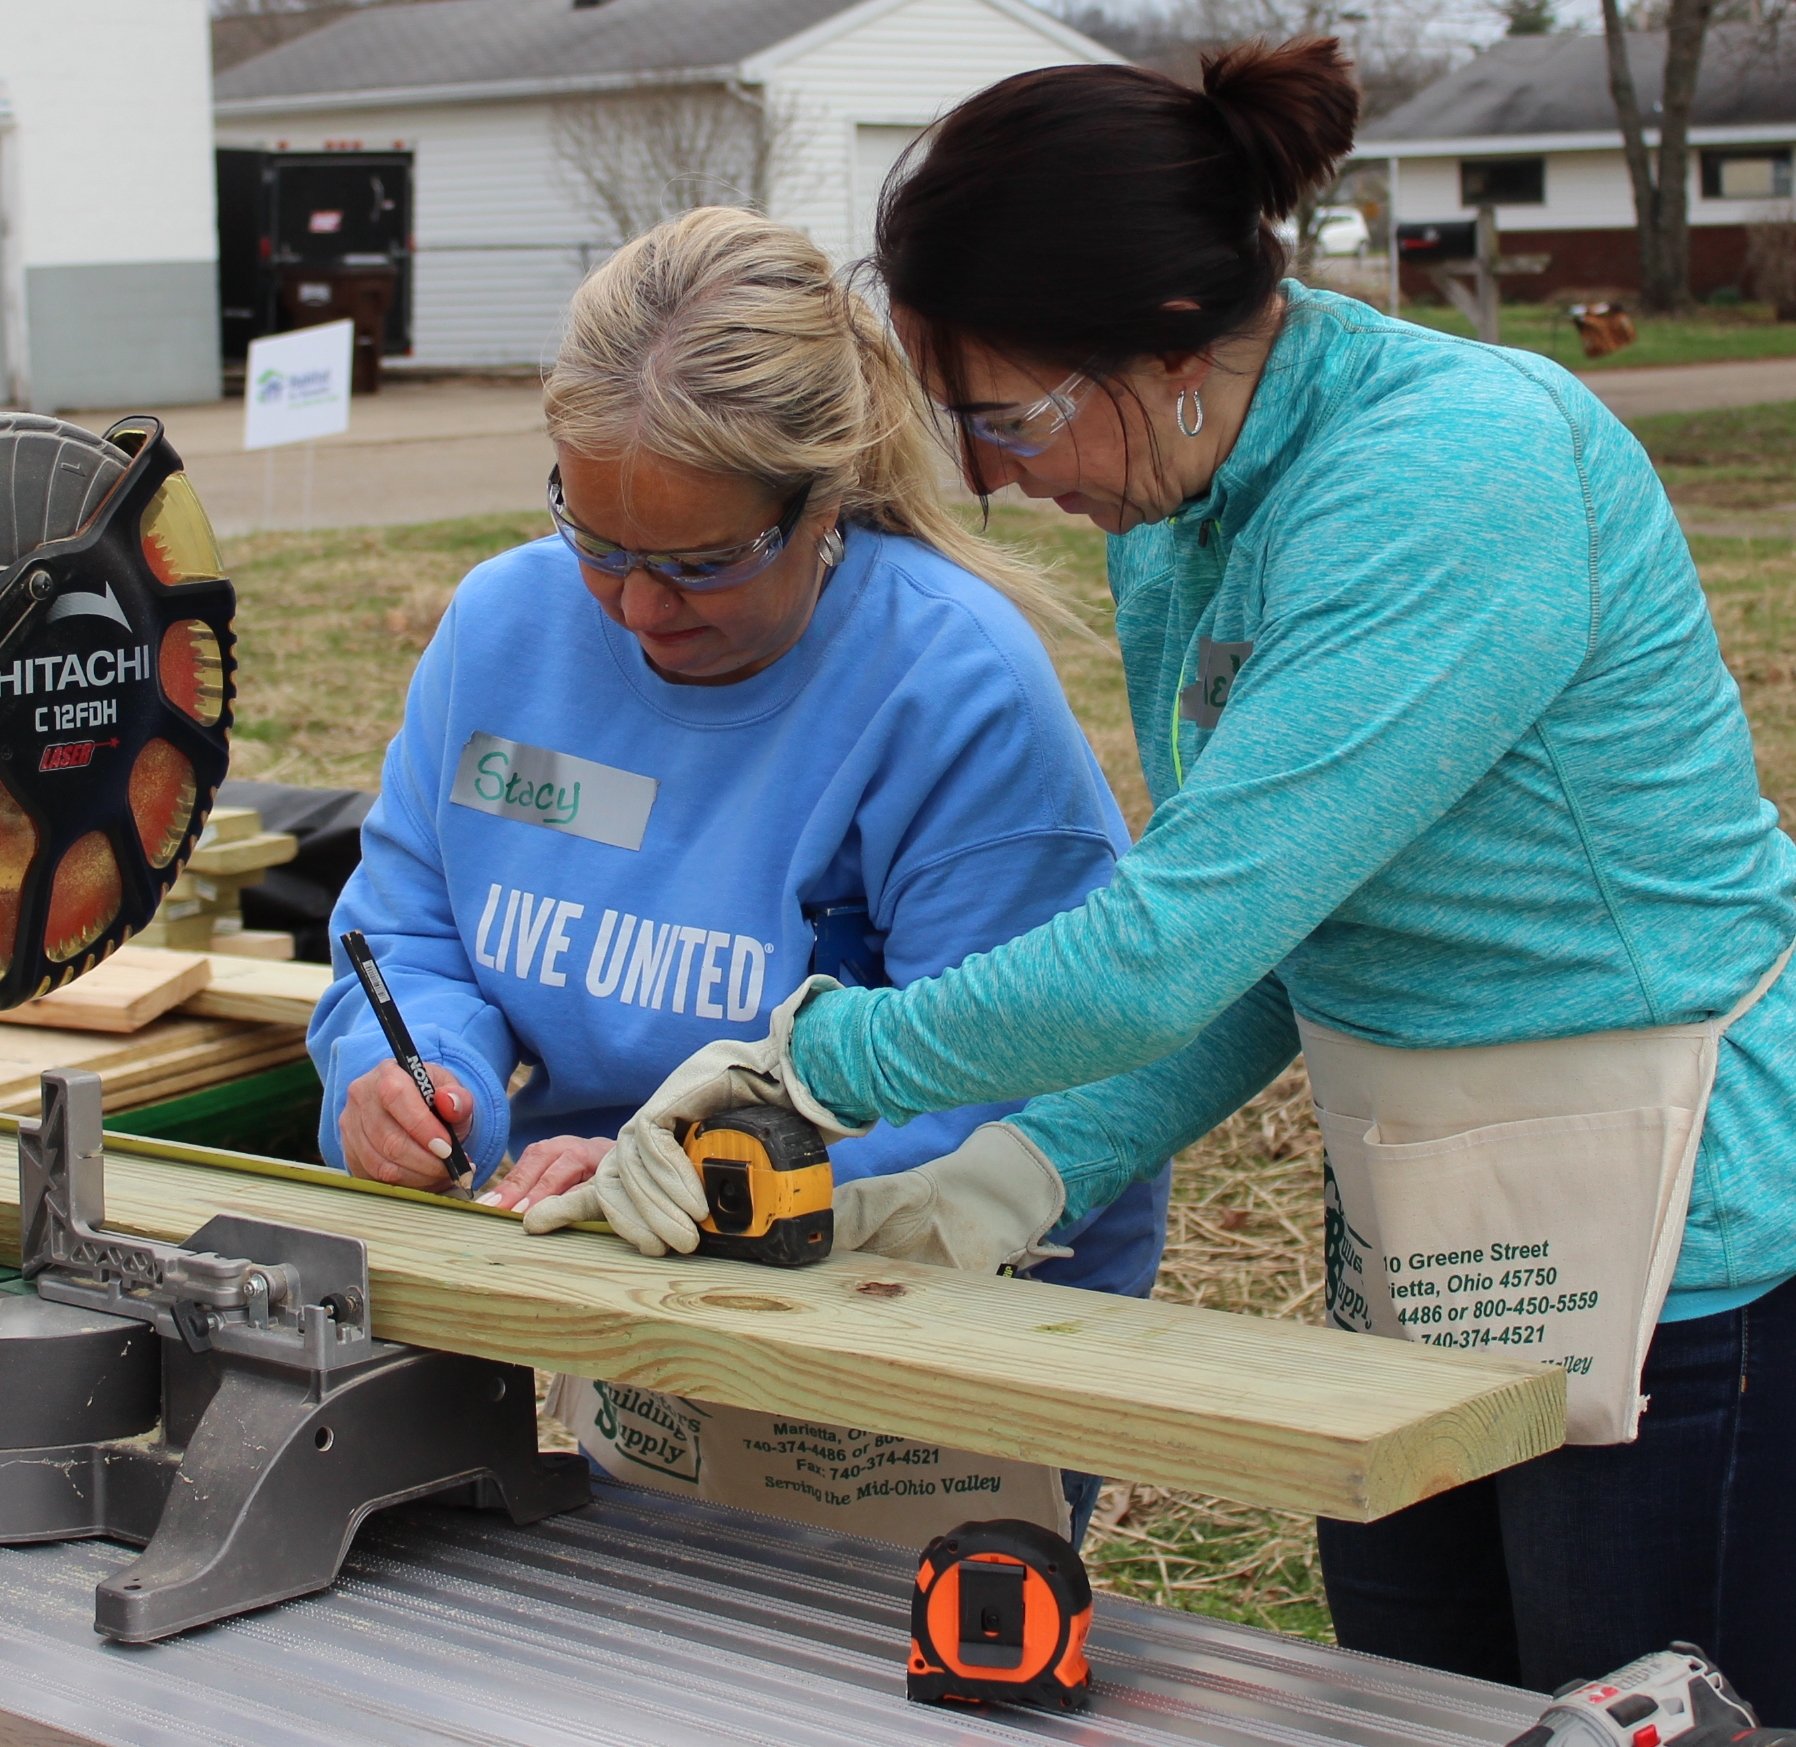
0,412,233,1009
0,415,589,1642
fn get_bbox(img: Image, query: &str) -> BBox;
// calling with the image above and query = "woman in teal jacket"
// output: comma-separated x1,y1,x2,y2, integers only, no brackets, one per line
523,38,1796,1710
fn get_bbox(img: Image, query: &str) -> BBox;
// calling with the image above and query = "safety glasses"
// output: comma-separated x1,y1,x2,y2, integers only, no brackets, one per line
958,369,1095,457
547,467,811,592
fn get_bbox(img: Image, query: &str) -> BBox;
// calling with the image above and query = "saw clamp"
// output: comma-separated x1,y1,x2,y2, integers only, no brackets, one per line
0,1068,590,1642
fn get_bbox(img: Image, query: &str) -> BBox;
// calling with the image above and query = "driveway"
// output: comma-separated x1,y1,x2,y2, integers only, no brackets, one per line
66,353,1796,540
71,376,551,539
1581,357,1796,421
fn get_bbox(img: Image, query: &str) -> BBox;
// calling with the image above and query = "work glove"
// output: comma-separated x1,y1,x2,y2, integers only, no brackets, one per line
522,977,869,1254
833,1122,1072,1275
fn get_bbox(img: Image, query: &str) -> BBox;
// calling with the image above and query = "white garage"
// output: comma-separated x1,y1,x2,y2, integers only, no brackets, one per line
2,0,219,410
213,0,1116,370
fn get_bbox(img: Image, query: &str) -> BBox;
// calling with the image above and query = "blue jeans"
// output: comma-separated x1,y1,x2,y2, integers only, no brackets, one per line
1316,1274,1796,1720
1062,1469,1102,1547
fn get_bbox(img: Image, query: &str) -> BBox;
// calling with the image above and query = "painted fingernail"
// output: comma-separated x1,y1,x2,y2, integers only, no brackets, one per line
476,1191,502,1206
515,1197,533,1214
427,1137,452,1160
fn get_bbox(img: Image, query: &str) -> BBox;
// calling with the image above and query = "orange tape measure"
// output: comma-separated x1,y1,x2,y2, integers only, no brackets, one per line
907,1518,1093,1713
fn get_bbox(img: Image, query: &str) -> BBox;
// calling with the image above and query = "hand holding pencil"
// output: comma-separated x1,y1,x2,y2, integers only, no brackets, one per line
338,930,476,1199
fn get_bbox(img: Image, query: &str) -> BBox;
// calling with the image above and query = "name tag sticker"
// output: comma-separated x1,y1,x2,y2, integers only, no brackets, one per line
1180,638,1254,731
451,732,657,851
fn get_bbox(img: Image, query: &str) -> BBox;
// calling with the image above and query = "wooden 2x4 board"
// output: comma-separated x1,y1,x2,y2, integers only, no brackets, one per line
0,1129,1565,1521
0,1019,309,1116
0,948,212,1035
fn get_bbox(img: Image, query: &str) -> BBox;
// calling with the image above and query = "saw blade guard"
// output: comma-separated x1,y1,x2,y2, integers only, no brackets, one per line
0,413,235,1008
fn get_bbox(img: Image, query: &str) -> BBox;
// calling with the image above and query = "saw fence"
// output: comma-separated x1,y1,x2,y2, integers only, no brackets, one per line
0,1126,1563,1521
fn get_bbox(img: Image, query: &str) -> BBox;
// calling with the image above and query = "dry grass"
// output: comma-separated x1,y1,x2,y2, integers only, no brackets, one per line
224,514,543,789
218,409,1796,1643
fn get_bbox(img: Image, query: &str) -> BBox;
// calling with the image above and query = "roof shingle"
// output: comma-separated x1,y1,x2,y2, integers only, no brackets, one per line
214,0,863,102
1361,27,1796,145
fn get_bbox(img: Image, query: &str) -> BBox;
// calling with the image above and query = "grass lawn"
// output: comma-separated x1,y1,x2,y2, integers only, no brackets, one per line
1629,402,1796,539
222,402,1796,1644
1404,301,1796,371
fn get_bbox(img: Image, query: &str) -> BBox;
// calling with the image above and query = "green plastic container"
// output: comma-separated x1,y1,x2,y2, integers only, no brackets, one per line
104,1060,325,1164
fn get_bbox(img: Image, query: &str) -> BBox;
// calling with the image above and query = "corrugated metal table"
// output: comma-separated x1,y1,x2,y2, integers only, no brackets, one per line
0,1481,1545,1747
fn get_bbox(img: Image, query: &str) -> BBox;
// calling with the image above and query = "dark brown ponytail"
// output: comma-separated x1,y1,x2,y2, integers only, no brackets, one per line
874,37,1359,398
1201,37,1360,220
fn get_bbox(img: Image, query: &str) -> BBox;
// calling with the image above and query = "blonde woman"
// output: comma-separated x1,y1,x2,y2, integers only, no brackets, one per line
306,207,1169,1540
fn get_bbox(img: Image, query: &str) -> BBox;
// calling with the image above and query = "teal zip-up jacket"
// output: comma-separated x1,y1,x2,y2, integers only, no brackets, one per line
794,283,1796,1302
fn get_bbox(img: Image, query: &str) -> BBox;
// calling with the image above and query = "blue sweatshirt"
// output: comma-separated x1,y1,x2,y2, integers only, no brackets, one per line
308,526,1170,1297
792,285,1796,1312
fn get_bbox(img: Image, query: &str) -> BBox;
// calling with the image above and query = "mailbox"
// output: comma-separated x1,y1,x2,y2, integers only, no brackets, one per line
1395,220,1478,263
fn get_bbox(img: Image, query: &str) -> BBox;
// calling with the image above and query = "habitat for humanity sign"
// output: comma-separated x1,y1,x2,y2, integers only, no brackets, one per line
243,320,353,450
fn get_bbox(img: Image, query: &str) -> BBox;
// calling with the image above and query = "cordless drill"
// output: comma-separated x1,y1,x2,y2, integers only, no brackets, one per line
1506,1646,1794,1747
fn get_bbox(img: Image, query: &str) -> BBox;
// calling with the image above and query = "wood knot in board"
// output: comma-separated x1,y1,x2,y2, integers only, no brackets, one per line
699,1292,798,1313
855,1281,907,1299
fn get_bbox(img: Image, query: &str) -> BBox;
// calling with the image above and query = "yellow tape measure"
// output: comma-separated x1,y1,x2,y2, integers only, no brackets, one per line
0,1114,613,1236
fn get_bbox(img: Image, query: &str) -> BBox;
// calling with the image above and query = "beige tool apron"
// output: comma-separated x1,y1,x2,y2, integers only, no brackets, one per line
1301,947,1790,1446
545,1374,1069,1545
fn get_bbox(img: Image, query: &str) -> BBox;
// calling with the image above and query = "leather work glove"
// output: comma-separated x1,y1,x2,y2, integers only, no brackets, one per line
832,1123,1072,1275
523,977,869,1254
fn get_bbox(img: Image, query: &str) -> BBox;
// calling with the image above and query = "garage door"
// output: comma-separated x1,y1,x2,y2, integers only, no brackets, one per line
851,124,922,263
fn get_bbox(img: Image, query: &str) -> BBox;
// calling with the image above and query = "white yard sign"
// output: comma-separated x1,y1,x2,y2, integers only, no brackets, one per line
243,320,353,450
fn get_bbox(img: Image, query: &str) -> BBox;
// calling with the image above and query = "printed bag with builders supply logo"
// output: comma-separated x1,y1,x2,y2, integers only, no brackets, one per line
546,1375,1068,1544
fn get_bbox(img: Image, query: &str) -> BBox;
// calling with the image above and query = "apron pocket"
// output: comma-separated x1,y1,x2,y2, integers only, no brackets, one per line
1317,1105,1697,1445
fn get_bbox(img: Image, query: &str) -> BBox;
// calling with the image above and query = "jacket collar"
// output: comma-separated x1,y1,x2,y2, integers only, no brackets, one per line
1171,281,1348,541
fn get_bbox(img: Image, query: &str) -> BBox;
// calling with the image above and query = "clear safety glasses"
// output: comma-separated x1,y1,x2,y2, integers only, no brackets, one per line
547,467,812,592
958,369,1095,457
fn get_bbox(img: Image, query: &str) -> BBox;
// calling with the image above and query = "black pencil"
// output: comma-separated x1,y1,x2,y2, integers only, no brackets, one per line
340,928,474,1198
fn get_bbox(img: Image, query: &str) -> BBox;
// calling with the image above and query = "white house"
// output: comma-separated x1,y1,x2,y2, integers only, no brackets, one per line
213,0,1117,370
0,0,219,411
1360,27,1796,300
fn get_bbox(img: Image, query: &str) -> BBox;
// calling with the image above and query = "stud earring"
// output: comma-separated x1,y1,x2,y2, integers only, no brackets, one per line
1176,386,1205,439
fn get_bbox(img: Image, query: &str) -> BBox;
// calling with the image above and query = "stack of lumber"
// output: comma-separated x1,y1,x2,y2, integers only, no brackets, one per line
0,1012,308,1116
0,1126,1567,1519
139,805,299,959
0,948,328,1115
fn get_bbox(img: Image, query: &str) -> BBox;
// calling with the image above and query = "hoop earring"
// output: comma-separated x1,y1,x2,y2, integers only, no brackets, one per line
1176,387,1205,439
817,526,845,568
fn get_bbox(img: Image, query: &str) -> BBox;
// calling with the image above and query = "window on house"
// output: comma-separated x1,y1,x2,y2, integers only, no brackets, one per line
1700,148,1793,200
1459,157,1546,206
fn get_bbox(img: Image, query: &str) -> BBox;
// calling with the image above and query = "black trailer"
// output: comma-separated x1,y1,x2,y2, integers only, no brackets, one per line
216,148,413,363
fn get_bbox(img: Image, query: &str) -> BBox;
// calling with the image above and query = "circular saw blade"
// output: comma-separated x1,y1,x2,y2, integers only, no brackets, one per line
0,413,235,1009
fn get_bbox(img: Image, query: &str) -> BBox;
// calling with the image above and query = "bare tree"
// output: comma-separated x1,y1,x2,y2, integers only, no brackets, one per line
1600,0,1715,312
1497,0,1559,32
1051,0,1459,121
550,85,804,248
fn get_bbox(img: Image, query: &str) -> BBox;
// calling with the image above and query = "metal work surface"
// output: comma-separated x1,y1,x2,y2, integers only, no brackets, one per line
0,1482,1545,1747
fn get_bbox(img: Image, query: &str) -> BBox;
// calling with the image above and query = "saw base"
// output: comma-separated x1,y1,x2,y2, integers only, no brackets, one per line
0,1300,590,1641
0,1068,589,1641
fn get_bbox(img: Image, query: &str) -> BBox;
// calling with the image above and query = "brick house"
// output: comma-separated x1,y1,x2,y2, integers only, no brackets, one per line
1360,27,1795,303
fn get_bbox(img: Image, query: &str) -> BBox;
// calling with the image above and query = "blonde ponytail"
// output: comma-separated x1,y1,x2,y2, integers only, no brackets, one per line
543,206,1082,642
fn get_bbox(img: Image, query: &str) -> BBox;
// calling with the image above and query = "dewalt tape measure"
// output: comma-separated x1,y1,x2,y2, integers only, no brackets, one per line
908,1518,1093,1713
683,1106,833,1268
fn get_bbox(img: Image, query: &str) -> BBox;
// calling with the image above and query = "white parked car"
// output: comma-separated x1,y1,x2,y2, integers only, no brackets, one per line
1273,206,1373,258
